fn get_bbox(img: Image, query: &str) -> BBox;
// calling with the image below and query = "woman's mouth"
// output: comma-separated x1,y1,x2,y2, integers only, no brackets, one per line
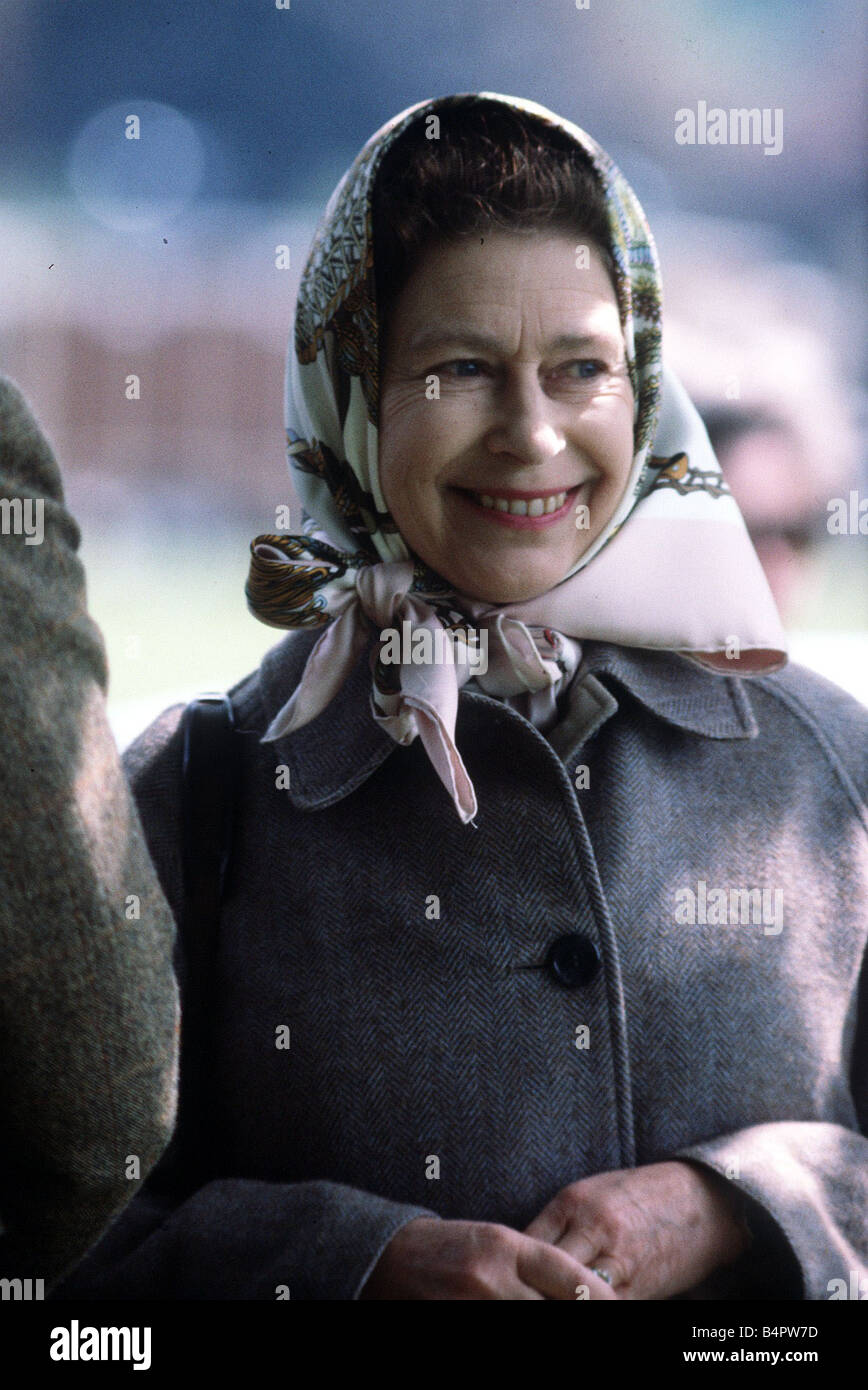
453,484,584,529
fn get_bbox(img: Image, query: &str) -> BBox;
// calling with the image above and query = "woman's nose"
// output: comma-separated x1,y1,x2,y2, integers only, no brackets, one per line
483,373,567,466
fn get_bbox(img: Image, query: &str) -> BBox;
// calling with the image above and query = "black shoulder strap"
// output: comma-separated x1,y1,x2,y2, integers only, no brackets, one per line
175,692,239,1183
181,693,238,935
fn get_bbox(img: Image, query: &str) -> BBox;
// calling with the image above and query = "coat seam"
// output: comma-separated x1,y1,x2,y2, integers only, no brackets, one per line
751,679,868,835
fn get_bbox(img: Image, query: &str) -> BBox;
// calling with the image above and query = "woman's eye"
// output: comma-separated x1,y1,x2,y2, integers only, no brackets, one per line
560,360,605,380
442,359,485,378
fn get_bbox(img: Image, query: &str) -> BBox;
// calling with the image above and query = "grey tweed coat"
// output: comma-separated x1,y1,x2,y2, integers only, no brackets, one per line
55,596,868,1300
0,378,179,1289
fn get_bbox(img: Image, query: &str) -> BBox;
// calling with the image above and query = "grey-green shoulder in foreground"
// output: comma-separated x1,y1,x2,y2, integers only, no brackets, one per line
0,376,179,1290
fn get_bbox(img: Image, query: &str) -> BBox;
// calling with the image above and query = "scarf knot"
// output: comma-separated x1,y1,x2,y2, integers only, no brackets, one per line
250,534,584,823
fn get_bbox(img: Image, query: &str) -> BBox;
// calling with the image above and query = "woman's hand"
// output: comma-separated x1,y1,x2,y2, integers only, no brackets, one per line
358,1217,620,1300
523,1160,752,1300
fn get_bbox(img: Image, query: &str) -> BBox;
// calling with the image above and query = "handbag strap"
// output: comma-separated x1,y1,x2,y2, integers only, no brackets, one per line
181,693,238,934
175,692,239,1183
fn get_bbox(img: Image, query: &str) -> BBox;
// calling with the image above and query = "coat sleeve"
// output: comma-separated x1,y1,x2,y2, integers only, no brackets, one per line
677,1009,868,1302
0,377,180,1289
673,680,868,1302
52,1173,440,1301
674,1116,868,1301
674,924,868,1300
51,702,439,1301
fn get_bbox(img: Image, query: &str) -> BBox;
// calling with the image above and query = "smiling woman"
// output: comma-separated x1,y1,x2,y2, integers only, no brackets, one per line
52,92,868,1304
372,105,633,602
377,229,634,602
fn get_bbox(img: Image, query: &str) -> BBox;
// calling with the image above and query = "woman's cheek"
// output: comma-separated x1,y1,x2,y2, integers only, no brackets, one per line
379,393,427,503
432,401,487,476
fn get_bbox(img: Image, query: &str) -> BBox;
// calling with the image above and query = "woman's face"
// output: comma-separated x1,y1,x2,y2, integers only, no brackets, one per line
378,229,635,603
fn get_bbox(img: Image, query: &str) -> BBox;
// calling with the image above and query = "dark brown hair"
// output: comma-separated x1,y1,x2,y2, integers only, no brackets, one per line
372,101,616,336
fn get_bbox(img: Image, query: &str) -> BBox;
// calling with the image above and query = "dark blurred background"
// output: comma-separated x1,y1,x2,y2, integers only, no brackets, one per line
1,0,864,740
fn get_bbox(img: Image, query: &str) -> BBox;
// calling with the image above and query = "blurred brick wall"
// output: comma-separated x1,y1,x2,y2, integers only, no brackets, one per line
3,319,297,525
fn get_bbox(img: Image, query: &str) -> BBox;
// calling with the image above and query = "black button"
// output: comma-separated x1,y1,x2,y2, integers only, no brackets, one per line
545,934,601,989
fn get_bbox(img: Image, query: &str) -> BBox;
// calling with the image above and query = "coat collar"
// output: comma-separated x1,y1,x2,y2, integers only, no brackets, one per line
256,629,760,810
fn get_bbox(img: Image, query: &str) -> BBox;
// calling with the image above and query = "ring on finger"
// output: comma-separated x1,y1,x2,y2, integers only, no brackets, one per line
590,1265,614,1286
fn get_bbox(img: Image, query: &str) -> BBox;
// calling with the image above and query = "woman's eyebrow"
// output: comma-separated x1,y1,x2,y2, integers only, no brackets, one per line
406,327,621,355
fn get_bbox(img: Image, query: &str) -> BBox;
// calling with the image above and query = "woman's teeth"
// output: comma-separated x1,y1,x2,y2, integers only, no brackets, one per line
473,490,568,516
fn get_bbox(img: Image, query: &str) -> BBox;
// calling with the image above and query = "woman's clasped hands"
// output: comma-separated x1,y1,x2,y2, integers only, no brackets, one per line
359,1160,752,1300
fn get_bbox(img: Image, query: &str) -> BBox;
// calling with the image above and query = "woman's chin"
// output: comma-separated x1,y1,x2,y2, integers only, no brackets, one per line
448,569,571,605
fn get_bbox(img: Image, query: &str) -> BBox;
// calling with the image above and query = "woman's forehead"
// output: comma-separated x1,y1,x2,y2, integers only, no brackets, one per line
385,232,624,352
393,229,615,286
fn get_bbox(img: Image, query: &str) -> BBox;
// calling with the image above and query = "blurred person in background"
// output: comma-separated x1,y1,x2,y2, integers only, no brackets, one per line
0,378,179,1291
701,406,826,621
664,253,861,622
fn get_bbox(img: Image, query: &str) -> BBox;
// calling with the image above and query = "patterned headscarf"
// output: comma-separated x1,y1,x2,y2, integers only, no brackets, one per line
246,92,787,824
